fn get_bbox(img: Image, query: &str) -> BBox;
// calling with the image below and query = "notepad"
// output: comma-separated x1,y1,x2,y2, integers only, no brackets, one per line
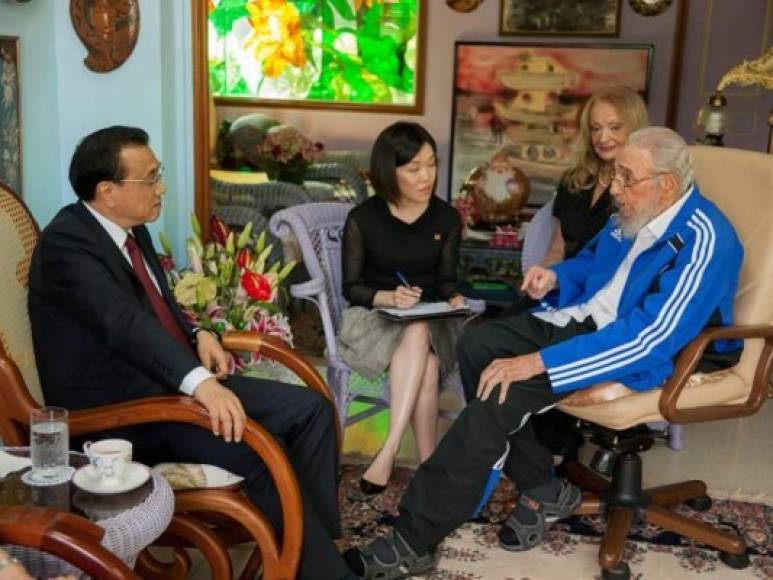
377,301,471,321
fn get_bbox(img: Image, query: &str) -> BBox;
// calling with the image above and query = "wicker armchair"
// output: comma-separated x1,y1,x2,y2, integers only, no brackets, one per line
0,506,137,579
304,161,369,204
0,181,337,580
269,202,485,432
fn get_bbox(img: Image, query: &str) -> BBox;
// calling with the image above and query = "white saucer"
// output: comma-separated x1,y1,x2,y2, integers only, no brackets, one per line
72,462,151,495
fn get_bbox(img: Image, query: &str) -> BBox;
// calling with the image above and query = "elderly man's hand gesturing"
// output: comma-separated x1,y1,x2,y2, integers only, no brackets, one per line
521,266,557,300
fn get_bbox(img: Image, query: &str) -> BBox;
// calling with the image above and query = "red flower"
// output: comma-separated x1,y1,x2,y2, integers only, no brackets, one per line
236,247,252,269
158,254,176,272
241,271,272,301
210,215,230,246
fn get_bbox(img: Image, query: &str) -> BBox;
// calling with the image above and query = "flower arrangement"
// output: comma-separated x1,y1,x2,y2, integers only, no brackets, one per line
158,214,296,371
247,125,324,183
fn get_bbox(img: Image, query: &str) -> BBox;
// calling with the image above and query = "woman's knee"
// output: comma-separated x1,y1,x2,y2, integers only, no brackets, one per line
399,321,431,346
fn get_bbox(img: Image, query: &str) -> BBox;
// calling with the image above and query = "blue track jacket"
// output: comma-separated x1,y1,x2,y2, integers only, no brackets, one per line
538,186,743,394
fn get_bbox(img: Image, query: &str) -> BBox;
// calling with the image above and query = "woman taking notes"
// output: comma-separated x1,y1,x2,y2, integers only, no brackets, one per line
338,122,466,495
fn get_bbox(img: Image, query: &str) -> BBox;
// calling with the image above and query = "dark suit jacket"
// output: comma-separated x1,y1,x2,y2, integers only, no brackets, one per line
28,202,200,410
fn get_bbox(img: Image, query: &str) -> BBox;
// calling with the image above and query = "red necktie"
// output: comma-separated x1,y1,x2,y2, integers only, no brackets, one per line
125,235,192,349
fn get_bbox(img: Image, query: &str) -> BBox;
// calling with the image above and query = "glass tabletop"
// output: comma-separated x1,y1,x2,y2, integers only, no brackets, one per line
0,447,154,522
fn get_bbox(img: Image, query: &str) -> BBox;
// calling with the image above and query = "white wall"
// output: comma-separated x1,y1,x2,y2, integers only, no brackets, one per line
0,0,194,259
218,1,679,199
0,0,62,225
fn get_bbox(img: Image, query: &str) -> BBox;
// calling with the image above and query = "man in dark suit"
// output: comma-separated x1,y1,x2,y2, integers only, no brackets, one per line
28,126,355,580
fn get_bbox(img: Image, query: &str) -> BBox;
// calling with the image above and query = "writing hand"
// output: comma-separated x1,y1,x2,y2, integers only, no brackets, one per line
521,266,557,299
196,330,230,379
477,353,546,405
394,285,422,309
193,378,246,443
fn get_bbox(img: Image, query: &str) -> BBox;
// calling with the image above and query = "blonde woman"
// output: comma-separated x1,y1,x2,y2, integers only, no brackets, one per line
543,85,649,266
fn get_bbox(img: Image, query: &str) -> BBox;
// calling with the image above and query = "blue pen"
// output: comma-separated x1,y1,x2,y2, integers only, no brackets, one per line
396,271,411,287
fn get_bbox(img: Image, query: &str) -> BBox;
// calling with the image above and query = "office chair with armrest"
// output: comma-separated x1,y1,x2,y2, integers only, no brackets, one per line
556,145,773,579
0,181,338,580
269,202,485,432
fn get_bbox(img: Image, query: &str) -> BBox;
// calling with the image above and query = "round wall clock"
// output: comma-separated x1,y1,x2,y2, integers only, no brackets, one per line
446,0,483,13
629,0,674,17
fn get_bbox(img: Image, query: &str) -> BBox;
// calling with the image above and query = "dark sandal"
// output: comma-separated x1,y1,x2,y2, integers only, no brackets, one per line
497,495,548,552
343,531,435,580
498,479,581,551
542,479,581,523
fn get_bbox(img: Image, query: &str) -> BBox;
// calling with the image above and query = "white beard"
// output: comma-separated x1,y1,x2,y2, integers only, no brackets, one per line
614,196,662,239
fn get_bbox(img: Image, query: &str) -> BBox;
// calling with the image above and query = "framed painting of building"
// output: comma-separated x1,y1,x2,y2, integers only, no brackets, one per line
206,0,426,113
448,42,653,216
500,0,622,36
0,36,22,195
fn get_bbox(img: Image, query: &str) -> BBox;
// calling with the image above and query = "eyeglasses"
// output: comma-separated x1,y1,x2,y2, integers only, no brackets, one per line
119,164,165,186
610,170,669,190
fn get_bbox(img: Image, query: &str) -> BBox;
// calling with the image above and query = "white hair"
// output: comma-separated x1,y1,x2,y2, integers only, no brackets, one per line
625,127,693,196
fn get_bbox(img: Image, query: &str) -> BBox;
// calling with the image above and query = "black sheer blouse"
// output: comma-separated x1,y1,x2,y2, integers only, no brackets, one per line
341,196,462,307
552,177,615,259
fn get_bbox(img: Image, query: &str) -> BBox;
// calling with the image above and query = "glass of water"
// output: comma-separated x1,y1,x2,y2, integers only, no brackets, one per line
26,406,70,485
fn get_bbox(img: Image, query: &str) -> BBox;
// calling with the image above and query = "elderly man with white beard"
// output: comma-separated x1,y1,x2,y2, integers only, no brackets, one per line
344,126,745,580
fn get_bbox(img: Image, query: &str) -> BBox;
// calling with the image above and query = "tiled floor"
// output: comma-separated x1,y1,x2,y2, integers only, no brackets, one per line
177,390,773,578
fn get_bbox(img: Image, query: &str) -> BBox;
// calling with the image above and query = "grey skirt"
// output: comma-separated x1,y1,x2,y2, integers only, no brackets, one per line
336,306,465,382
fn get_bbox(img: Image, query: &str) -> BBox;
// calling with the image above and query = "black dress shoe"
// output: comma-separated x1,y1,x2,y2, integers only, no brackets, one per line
359,477,387,496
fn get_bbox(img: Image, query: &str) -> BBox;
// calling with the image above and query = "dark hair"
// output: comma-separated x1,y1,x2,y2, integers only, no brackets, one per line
369,122,437,203
68,126,150,201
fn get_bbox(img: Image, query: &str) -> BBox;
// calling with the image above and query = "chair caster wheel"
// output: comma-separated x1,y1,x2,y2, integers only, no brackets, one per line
601,563,630,580
720,551,749,570
685,495,712,511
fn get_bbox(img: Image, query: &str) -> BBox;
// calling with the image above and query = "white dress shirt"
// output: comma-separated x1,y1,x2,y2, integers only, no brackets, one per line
84,203,212,395
534,187,692,330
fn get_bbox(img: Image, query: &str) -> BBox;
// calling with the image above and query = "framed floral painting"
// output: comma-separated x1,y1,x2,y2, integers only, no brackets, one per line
206,0,426,113
0,36,22,195
448,42,653,209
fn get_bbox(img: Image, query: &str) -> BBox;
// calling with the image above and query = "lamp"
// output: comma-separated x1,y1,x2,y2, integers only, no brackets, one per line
697,47,773,152
697,92,728,146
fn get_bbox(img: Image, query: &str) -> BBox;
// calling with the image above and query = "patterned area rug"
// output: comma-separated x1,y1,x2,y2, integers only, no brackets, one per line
338,465,773,579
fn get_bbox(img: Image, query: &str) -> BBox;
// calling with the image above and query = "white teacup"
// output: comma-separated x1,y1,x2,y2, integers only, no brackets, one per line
83,439,133,487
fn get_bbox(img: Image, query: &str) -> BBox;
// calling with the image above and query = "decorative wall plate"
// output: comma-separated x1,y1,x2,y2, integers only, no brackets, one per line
446,0,483,13
70,0,140,73
463,151,530,224
628,0,674,17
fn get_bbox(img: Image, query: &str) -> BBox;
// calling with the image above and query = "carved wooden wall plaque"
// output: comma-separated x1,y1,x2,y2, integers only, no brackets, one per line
70,0,140,73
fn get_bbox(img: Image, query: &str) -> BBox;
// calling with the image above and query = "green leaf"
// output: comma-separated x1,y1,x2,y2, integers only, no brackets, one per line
328,0,355,20
321,0,335,28
229,77,250,96
343,65,374,102
208,0,249,38
289,0,317,16
255,302,281,314
208,60,226,95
